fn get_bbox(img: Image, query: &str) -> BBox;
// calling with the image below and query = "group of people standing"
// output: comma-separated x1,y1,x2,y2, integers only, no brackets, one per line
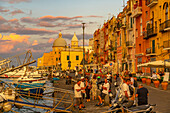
74,71,149,111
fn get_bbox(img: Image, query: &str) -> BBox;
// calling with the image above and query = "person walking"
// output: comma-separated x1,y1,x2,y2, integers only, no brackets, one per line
85,76,91,102
96,79,110,106
80,77,86,108
136,84,149,106
74,79,82,110
91,76,97,100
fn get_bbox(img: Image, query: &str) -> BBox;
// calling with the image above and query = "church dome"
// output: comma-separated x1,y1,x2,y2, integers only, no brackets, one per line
53,32,67,47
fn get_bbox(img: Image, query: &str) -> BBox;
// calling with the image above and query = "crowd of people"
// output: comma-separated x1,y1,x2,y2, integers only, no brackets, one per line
73,71,149,111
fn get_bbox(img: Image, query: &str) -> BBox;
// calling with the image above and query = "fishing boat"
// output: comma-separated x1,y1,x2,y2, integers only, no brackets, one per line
16,87,44,96
13,75,46,88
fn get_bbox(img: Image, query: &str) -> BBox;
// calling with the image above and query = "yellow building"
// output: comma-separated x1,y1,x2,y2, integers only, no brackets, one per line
37,32,83,71
145,0,170,72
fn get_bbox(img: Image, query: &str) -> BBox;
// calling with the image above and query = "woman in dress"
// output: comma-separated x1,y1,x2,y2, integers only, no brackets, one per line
91,76,97,100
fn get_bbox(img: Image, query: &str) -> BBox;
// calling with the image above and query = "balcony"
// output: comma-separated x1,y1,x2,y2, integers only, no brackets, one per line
116,27,120,32
132,4,142,18
163,40,170,50
126,41,133,48
126,24,133,31
127,55,132,59
160,20,170,32
146,0,158,8
112,47,117,52
146,48,156,56
143,27,157,39
126,7,132,15
121,24,126,29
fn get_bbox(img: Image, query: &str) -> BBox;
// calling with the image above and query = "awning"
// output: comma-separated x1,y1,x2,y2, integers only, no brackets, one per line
137,60,170,68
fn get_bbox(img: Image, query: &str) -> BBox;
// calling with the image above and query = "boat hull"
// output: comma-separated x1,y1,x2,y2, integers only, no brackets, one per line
17,88,44,96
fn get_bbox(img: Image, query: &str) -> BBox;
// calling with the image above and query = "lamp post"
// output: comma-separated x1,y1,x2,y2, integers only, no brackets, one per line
82,23,85,77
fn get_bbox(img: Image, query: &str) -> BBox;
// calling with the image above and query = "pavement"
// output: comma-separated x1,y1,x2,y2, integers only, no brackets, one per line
54,73,170,113
139,81,170,113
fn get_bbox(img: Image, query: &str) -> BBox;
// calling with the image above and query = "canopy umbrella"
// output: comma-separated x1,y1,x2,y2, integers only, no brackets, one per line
137,60,170,68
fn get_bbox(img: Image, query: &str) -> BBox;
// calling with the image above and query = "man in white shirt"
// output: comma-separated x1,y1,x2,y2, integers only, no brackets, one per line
120,79,134,109
96,79,110,106
74,79,82,109
152,72,157,80
80,77,86,108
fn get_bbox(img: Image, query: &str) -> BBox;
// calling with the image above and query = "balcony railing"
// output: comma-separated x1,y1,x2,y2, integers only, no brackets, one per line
146,48,156,56
126,24,133,31
126,7,132,15
132,4,142,18
127,55,131,59
146,48,151,54
121,23,126,28
163,40,170,50
144,27,157,39
126,41,133,48
160,19,170,32
146,0,158,7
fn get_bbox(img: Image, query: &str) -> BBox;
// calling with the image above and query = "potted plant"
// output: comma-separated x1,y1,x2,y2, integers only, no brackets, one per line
146,77,151,86
141,77,146,84
153,79,160,88
161,81,168,90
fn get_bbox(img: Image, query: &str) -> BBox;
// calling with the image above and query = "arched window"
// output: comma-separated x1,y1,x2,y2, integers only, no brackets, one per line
163,2,169,21
165,4,168,21
151,11,154,27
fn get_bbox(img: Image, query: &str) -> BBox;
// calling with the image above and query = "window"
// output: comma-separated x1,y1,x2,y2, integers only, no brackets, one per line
120,33,121,46
146,11,148,18
56,58,58,61
139,44,141,52
76,56,79,60
67,55,69,60
165,5,168,21
59,58,60,60
55,52,56,54
59,52,60,54
130,17,133,28
152,40,155,53
140,17,142,36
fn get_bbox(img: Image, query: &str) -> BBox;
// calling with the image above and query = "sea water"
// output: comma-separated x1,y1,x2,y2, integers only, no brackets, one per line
0,79,54,113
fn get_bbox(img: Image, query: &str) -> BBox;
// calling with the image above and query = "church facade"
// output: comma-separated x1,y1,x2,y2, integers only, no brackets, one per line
37,32,83,71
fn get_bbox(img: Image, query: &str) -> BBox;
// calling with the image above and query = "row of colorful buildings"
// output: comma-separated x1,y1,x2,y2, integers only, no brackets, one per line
92,0,170,75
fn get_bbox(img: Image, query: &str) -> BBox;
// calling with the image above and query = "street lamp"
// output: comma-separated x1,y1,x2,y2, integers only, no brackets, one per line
82,23,85,77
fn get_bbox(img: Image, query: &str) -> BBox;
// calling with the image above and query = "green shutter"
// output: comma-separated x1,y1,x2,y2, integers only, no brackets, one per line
152,40,155,53
67,56,69,60
76,56,79,60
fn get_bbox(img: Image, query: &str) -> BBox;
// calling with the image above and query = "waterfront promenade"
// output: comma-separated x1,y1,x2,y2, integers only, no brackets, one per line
55,74,170,113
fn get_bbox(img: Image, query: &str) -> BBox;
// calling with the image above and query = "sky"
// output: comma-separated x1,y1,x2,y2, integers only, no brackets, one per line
0,0,124,61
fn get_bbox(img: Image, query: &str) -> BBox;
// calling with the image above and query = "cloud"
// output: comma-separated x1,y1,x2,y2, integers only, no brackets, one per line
39,15,83,21
0,16,7,24
62,33,93,40
32,40,38,46
0,24,58,35
48,38,55,43
64,24,82,29
37,21,57,27
86,15,103,18
8,18,19,23
0,0,31,4
0,33,30,53
0,6,10,12
10,9,24,16
20,17,38,24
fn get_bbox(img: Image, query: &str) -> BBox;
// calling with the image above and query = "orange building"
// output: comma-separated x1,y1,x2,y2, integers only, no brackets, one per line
135,0,151,74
